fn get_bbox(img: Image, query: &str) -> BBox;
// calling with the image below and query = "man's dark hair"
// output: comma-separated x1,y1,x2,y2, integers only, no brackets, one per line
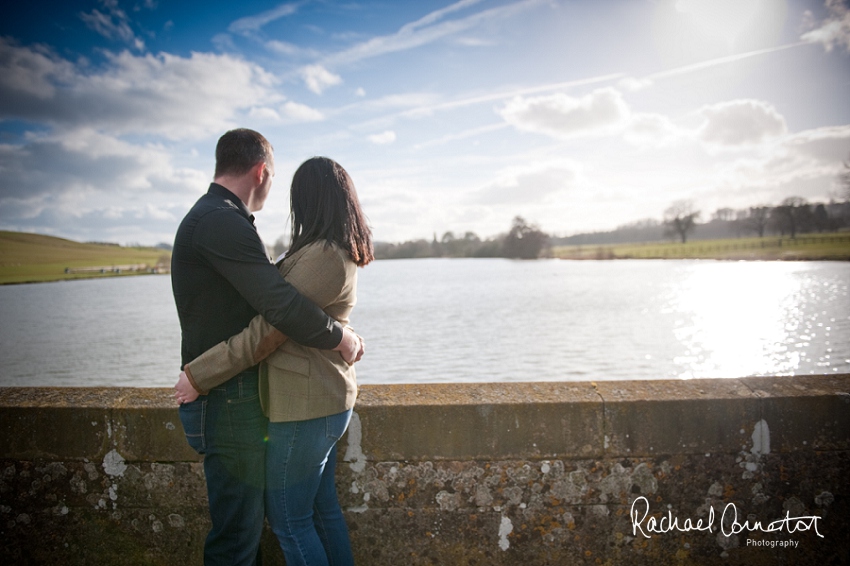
214,128,273,178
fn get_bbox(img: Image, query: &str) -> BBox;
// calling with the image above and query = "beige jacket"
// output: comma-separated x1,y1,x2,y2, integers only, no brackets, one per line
184,241,358,422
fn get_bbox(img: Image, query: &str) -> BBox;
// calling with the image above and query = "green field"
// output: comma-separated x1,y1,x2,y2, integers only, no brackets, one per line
3,230,849,285
0,231,171,285
552,233,850,261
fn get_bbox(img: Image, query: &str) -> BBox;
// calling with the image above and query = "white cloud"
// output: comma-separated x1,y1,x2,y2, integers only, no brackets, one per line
80,1,145,51
249,107,281,121
0,129,207,243
301,64,343,94
228,3,299,35
645,43,805,82
281,101,324,122
323,0,541,67
0,40,282,140
801,0,850,52
618,76,653,92
0,129,204,199
349,73,623,132
0,38,74,99
783,124,850,162
266,40,300,55
499,87,630,139
623,113,682,147
141,204,176,221
473,162,580,205
690,124,850,208
415,123,508,149
454,37,495,47
697,99,787,147
368,131,397,145
265,40,320,58
211,33,236,52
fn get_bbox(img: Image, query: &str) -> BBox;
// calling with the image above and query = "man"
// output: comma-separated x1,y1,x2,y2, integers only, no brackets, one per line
171,128,361,565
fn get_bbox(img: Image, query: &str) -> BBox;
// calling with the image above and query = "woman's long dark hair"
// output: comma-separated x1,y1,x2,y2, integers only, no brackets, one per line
287,157,374,267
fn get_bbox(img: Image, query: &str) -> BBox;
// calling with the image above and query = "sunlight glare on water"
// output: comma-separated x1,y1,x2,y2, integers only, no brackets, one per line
665,262,846,378
0,259,847,387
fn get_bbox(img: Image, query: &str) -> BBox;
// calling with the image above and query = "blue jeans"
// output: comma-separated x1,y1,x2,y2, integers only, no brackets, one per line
179,371,267,566
265,409,354,566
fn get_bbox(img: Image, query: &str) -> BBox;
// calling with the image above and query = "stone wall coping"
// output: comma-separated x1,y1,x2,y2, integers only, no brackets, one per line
1,375,848,463
3,375,848,409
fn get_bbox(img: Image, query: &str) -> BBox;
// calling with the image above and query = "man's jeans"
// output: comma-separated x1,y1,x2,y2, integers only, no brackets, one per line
265,409,354,566
179,371,267,566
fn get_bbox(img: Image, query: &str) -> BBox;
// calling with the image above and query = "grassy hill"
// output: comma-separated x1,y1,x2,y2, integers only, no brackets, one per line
552,233,850,261
0,231,171,285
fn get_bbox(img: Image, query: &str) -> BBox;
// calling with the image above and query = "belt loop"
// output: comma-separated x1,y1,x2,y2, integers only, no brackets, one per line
237,374,243,398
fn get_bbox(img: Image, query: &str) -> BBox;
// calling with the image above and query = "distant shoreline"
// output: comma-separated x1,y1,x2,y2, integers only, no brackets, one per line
3,231,849,286
8,252,844,286
0,271,169,286
551,233,850,262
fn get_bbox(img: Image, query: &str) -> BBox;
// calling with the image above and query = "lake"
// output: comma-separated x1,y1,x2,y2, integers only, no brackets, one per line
0,259,847,387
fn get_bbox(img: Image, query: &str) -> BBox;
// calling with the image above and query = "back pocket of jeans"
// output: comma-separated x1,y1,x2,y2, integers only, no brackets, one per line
178,399,207,454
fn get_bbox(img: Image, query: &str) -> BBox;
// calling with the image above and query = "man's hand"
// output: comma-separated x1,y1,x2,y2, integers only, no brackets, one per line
174,371,200,405
334,327,365,365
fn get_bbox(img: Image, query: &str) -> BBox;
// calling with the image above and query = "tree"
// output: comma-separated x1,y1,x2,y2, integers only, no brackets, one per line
712,208,735,222
439,231,466,257
502,216,548,259
663,200,700,243
770,197,809,238
812,204,830,232
744,206,770,238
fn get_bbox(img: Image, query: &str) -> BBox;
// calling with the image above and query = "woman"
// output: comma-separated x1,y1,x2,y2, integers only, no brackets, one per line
176,156,373,565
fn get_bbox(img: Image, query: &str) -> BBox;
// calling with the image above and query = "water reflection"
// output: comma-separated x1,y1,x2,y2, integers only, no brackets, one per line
665,262,847,378
0,260,847,386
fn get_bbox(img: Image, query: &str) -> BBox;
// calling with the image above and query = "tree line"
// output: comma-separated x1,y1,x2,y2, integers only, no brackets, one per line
656,155,850,244
305,157,850,260
374,216,549,260
556,197,850,248
377,196,850,260
658,197,850,244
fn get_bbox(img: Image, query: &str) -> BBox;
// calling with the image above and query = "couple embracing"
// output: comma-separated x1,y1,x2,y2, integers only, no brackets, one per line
171,128,373,565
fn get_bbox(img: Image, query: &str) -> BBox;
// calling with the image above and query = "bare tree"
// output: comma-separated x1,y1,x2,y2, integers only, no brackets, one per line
771,197,812,239
745,206,770,237
712,208,735,222
663,200,700,243
813,203,830,232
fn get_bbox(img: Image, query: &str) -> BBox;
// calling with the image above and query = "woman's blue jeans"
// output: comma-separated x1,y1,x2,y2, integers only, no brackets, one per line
178,371,267,566
265,409,354,566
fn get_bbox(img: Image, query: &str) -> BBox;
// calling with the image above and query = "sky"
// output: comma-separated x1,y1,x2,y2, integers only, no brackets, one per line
0,0,849,246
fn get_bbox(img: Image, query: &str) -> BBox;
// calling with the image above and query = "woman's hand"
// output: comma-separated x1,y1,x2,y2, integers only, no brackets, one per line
174,371,200,405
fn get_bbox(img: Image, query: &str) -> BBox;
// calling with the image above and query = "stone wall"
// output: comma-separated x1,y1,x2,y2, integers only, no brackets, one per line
1,375,848,565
